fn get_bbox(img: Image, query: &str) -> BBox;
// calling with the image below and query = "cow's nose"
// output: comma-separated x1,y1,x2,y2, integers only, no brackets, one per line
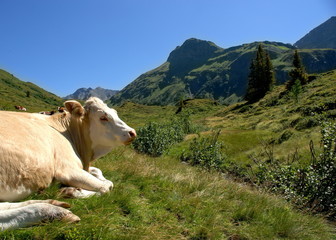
129,130,137,139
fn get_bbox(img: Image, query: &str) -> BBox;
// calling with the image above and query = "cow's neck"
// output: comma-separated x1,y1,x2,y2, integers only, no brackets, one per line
69,115,93,171
92,145,113,160
55,113,93,171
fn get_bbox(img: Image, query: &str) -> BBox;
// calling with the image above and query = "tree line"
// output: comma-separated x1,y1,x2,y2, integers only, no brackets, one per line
245,44,308,103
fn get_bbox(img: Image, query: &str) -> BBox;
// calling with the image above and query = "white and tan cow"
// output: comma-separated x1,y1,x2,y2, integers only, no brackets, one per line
0,97,136,230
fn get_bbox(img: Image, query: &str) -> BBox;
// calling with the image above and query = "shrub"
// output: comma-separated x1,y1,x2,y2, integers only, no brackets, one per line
132,114,197,157
170,112,200,135
252,121,336,218
132,122,174,157
180,131,227,171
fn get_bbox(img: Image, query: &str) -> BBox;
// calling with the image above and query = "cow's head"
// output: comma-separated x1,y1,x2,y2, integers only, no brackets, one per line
64,97,136,160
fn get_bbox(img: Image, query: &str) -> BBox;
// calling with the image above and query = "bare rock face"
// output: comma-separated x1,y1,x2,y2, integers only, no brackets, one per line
64,87,119,101
295,17,336,49
167,38,222,77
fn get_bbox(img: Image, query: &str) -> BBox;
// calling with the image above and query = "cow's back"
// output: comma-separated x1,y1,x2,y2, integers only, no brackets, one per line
0,112,67,201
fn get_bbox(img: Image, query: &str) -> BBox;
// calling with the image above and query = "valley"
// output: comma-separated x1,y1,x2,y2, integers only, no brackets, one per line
0,16,335,239
1,70,334,239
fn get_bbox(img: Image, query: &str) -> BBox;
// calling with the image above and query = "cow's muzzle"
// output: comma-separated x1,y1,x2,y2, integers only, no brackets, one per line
124,130,137,145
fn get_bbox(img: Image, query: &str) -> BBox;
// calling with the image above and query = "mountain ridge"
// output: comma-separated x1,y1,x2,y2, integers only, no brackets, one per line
295,16,336,49
64,87,119,101
109,40,336,106
109,17,336,106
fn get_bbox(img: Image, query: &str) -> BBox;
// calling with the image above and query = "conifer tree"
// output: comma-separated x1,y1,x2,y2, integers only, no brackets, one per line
264,52,275,91
245,44,275,103
286,50,307,91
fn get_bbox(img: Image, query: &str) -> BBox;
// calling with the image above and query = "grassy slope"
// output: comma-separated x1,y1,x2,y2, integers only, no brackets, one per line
1,149,333,239
112,101,176,129
1,71,335,239
208,70,336,168
0,69,63,112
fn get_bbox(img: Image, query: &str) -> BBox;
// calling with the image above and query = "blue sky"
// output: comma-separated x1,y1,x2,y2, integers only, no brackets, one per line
0,0,335,97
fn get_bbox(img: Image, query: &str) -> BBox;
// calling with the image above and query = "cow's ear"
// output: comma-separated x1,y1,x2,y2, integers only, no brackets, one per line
64,100,85,117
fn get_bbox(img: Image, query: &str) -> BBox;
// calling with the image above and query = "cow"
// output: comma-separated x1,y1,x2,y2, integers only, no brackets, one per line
58,106,65,113
39,107,66,115
0,97,136,230
14,105,26,111
39,110,56,115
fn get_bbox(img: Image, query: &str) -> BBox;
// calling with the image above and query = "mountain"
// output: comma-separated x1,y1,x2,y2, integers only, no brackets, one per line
295,17,336,49
0,69,63,112
167,38,223,77
109,39,336,106
64,87,119,101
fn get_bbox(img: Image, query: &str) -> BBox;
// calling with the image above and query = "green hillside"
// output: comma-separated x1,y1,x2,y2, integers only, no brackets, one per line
1,70,335,239
0,69,63,112
109,39,336,106
210,69,336,161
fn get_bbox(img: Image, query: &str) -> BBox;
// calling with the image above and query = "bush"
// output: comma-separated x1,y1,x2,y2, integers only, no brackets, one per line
253,121,336,218
132,115,196,157
132,122,174,157
180,131,227,171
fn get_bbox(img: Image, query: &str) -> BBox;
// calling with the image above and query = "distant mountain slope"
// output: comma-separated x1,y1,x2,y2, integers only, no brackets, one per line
295,17,336,49
64,87,119,101
109,39,336,106
0,69,63,112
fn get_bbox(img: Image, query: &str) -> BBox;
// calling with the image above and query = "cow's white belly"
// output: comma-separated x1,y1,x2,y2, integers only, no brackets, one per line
0,185,33,202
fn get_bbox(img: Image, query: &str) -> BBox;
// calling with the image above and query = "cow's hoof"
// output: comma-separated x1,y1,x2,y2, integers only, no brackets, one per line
59,187,102,198
61,212,81,223
58,187,82,198
48,199,71,208
105,180,113,190
40,204,79,224
99,180,113,194
100,180,113,193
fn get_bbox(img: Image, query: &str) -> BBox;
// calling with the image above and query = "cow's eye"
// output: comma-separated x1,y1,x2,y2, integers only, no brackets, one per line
100,116,109,121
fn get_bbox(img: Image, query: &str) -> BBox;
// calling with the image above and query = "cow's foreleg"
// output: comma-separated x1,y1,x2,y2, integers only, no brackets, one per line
59,187,102,198
0,199,70,210
88,166,108,181
57,168,113,198
0,202,80,231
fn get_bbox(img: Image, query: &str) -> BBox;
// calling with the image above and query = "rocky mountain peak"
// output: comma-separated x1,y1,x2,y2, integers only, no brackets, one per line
64,87,119,101
167,38,223,76
295,16,336,49
167,38,221,61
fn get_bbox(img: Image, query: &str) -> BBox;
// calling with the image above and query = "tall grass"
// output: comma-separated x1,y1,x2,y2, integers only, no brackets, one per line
0,148,333,239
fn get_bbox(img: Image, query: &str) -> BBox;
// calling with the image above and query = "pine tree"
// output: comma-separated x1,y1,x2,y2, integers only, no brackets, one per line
264,52,275,92
245,59,258,102
245,44,275,103
286,50,307,91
